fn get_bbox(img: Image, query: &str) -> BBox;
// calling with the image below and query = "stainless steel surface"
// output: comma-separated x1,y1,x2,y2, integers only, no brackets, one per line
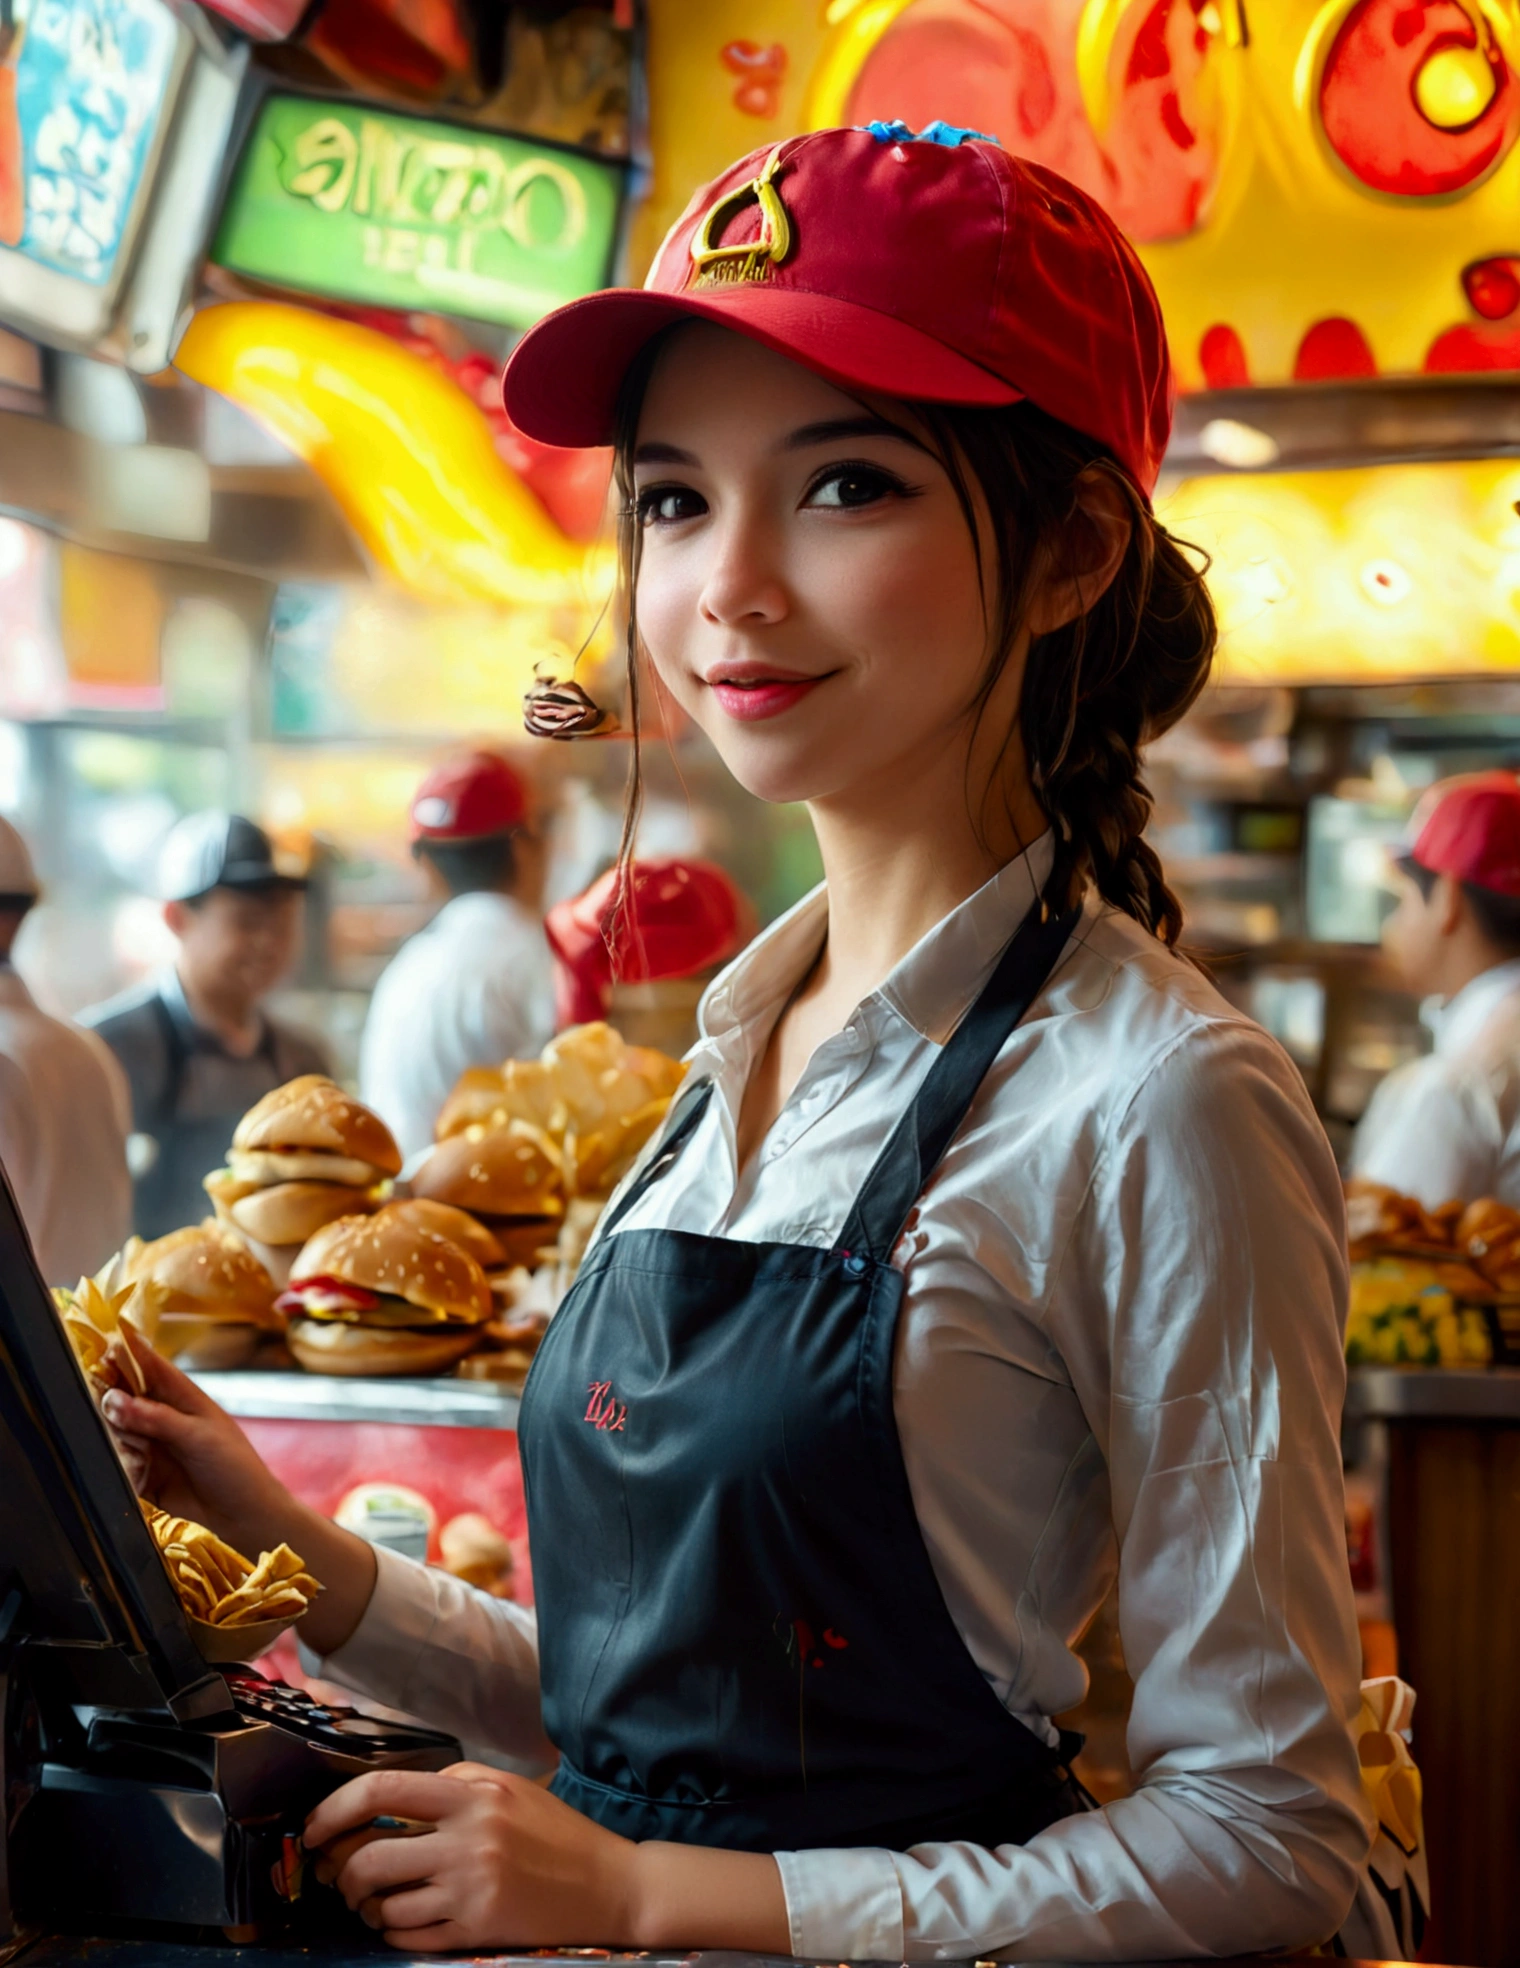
12,1948,1413,1968
189,1370,520,1431
1166,376,1520,476
1347,1366,1520,1422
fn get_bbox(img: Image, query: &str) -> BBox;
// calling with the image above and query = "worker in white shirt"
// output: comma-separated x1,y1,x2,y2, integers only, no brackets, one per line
0,818,131,1283
102,129,1374,1961
1353,771,1520,1207
359,752,554,1160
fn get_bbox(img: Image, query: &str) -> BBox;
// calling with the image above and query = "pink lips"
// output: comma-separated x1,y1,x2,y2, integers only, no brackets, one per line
706,665,829,723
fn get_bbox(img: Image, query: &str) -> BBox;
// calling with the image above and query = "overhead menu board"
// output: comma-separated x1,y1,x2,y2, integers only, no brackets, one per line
212,94,624,330
0,0,184,325
0,0,247,369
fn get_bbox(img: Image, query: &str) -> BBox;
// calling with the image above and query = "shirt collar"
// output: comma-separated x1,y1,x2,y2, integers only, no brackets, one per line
1426,956,1520,1054
698,831,1056,1049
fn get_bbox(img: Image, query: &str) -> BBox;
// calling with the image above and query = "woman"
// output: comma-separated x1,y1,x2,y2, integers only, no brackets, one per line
106,124,1369,1958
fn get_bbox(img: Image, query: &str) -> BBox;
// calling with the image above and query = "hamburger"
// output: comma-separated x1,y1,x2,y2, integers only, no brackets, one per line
409,1122,564,1270
437,1512,515,1596
382,1197,508,1275
278,1205,493,1377
122,1222,282,1370
205,1076,401,1286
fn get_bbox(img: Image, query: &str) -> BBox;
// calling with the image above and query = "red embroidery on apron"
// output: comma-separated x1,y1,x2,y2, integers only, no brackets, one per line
584,1380,628,1431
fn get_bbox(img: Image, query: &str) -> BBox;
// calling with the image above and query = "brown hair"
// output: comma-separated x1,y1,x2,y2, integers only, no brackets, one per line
608,345,1215,947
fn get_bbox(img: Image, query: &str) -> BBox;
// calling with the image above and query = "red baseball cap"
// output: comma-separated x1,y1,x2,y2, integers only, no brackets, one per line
545,858,755,1029
410,752,528,842
502,121,1172,497
1407,772,1520,898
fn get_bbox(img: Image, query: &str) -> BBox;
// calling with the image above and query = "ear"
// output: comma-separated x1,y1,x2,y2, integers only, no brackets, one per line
163,899,188,940
1025,467,1134,638
1433,871,1466,938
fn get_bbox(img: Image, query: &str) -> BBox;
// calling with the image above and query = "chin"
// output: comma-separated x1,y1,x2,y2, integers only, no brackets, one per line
705,734,853,808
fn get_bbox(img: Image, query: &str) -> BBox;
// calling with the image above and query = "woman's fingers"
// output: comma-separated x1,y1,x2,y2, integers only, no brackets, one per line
365,1888,451,1935
304,1770,463,1850
100,1386,200,1446
121,1332,227,1417
382,1916,464,1954
330,1830,438,1907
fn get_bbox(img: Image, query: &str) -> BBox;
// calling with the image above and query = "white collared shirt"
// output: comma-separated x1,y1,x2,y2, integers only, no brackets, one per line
358,891,555,1160
1351,956,1520,1208
318,841,1368,1959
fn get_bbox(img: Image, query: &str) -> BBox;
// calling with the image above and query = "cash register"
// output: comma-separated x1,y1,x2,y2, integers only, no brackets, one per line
0,1168,458,1941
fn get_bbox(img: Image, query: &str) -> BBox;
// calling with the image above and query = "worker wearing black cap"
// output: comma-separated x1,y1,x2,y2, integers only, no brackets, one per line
82,812,330,1239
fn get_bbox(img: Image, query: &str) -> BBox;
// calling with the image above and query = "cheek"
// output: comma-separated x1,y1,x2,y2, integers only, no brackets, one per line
817,520,986,690
634,548,705,699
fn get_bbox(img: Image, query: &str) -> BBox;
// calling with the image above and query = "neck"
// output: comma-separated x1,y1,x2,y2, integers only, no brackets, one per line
804,737,1047,1012
1442,945,1520,1001
177,968,263,1056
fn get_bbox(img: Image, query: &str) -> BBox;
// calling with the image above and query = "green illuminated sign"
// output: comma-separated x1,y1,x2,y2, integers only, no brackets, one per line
212,95,623,329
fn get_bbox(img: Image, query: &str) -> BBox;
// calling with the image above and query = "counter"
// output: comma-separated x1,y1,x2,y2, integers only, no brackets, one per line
1345,1366,1520,1968
1347,1365,1520,1421
4,1945,1450,1968
189,1369,530,1612
189,1371,521,1431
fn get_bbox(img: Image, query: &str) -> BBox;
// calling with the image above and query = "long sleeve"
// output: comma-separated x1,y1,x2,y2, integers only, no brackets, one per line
312,1544,556,1773
776,1020,1370,1960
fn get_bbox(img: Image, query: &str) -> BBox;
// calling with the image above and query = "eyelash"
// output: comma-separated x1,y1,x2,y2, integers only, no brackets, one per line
631,461,921,528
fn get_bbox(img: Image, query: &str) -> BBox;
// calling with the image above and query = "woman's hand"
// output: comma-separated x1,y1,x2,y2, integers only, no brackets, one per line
305,1764,790,1954
99,1329,377,1656
305,1765,639,1951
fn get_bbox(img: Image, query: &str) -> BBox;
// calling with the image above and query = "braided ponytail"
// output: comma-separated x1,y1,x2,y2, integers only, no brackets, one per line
912,400,1216,946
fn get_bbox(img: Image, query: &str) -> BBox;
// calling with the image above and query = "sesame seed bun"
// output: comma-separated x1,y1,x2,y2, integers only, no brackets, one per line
286,1317,480,1377
233,1075,402,1177
291,1207,493,1325
383,1198,508,1272
411,1122,563,1221
121,1222,281,1329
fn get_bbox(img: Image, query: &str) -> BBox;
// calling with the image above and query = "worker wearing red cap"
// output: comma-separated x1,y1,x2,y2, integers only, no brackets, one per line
120,126,1371,1959
545,858,755,1032
1353,771,1520,1205
358,752,552,1158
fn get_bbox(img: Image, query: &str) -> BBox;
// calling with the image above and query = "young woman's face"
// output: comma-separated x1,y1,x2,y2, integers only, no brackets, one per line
630,325,997,809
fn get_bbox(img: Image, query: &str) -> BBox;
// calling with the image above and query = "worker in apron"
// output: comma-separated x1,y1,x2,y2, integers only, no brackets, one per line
106,125,1370,1958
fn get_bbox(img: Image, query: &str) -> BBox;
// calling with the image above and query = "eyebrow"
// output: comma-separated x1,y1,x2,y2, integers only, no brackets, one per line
631,414,935,471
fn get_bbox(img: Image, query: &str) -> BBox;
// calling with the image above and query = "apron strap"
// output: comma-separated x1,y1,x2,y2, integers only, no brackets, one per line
596,1078,716,1238
837,903,1082,1263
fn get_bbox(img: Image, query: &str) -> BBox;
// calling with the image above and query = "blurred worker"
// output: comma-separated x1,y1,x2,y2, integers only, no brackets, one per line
359,752,553,1160
82,813,327,1240
1353,772,1520,1206
545,857,755,1047
0,819,132,1283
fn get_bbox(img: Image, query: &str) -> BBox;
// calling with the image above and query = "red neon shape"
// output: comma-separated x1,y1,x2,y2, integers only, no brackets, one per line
1320,0,1520,198
1294,318,1379,381
1463,256,1520,319
1199,323,1251,388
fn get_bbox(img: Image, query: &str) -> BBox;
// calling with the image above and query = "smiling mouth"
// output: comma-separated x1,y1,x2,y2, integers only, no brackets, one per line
705,670,833,723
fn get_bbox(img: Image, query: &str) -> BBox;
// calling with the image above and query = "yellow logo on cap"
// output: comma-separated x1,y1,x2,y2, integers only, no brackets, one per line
690,146,792,287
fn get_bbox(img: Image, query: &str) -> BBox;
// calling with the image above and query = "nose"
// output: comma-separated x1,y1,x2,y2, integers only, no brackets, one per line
696,506,790,631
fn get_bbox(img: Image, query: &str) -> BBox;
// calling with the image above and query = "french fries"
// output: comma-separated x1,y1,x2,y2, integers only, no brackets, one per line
139,1499,321,1631
53,1262,165,1398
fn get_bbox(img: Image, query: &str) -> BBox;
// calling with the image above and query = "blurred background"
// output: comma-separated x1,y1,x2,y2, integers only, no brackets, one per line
4,0,1520,1164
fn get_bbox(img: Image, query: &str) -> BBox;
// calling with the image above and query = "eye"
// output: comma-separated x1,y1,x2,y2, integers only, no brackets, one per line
635,483,707,527
804,463,912,510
